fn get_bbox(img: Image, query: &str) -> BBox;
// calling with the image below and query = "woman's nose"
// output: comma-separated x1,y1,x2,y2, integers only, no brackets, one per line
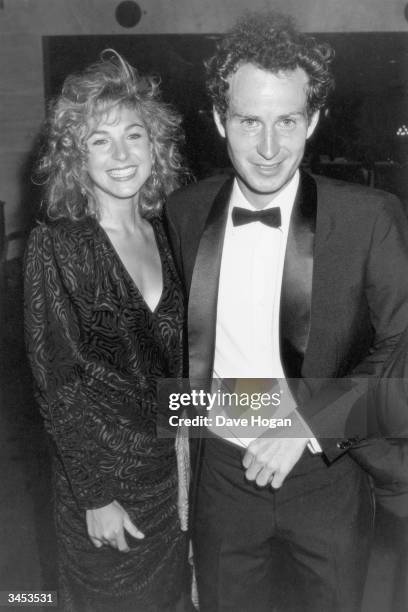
111,138,129,161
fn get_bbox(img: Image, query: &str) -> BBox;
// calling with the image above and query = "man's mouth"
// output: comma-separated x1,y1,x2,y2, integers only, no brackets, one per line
254,162,283,173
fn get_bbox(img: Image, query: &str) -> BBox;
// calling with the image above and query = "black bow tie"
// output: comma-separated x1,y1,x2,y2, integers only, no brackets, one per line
232,206,281,228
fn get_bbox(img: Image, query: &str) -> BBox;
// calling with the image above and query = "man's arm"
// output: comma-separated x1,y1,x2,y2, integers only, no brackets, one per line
304,196,408,459
244,195,408,487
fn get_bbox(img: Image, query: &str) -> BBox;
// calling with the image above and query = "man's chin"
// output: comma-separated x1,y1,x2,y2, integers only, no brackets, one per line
240,175,288,199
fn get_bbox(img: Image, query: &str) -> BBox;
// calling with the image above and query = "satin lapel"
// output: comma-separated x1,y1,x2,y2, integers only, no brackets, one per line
188,178,233,386
301,179,336,379
280,171,318,379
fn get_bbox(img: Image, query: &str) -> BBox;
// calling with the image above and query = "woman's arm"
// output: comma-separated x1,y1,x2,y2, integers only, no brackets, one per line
24,224,119,510
24,224,147,549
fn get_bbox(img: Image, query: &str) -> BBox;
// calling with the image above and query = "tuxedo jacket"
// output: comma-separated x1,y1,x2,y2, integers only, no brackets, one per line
165,170,408,463
351,326,408,515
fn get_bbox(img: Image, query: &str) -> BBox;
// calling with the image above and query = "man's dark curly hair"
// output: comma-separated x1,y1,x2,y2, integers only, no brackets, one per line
206,11,334,123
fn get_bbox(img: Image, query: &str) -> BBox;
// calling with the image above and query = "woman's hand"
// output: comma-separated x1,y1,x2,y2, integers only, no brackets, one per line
86,500,144,552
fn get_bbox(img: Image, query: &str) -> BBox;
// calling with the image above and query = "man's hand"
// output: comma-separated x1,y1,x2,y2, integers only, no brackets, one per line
86,500,144,552
242,438,308,489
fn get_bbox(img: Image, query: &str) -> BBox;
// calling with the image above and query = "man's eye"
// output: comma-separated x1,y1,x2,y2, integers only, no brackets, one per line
242,118,258,128
279,118,296,129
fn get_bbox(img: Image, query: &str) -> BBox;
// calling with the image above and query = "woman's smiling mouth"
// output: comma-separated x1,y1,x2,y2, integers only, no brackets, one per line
107,166,138,180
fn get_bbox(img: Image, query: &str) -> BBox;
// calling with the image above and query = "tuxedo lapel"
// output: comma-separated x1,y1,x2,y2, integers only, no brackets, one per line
280,171,335,385
280,172,319,378
188,178,233,385
280,171,317,378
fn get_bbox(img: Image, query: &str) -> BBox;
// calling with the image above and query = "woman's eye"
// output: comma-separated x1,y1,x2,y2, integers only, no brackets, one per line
128,132,142,140
91,138,108,146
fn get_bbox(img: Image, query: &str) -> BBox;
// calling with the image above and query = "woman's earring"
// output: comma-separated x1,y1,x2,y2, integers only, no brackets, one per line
151,170,160,190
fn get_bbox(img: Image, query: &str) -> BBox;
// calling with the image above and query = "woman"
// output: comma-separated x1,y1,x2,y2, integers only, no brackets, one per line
24,50,189,611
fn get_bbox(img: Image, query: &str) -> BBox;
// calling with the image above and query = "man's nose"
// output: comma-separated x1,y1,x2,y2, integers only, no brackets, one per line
257,127,279,159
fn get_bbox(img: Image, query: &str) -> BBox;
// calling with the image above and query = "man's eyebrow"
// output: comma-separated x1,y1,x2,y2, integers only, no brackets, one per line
277,111,305,118
230,110,306,120
230,112,259,120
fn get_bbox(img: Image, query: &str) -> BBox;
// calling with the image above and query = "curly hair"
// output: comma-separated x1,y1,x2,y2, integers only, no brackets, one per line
206,11,335,123
35,50,187,220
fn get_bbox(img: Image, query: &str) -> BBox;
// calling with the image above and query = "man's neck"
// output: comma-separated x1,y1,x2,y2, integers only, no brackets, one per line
233,170,300,212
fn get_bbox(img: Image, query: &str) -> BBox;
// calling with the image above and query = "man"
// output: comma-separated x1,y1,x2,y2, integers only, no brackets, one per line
165,12,408,612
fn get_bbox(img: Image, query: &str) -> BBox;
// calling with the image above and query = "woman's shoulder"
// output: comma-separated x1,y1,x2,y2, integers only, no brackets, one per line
27,217,98,269
29,217,96,247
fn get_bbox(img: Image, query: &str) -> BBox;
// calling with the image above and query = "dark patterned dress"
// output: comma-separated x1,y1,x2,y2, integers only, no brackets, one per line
24,215,187,612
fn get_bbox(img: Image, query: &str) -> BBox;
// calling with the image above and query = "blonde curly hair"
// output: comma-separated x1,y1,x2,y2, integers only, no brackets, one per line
36,49,187,220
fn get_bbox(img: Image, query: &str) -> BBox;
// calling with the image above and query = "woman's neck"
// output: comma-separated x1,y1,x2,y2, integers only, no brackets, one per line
98,197,144,234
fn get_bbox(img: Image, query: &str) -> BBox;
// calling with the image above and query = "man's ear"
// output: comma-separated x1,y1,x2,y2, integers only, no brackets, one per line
213,107,226,138
306,110,320,139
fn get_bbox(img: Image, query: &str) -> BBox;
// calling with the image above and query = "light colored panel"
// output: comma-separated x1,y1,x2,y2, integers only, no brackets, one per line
1,0,407,33
0,0,143,35
0,33,44,150
0,94,43,152
299,0,406,32
0,33,44,254
0,34,43,94
0,152,35,233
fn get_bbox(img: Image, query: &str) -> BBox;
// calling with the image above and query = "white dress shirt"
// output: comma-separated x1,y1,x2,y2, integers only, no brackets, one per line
214,173,297,379
210,171,319,450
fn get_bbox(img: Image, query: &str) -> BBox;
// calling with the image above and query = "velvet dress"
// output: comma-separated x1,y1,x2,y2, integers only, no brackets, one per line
24,215,187,611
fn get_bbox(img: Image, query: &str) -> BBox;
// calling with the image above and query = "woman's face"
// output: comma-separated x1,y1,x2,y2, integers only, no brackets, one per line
86,105,153,207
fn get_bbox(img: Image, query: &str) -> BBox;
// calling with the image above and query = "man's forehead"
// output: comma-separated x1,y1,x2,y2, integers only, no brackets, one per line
227,63,309,92
231,61,308,78
226,64,309,114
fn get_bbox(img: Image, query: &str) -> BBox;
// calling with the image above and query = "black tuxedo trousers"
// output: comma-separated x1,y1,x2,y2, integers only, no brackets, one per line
194,437,373,612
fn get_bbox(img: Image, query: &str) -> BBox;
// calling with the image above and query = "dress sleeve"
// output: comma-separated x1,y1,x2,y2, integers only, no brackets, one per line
24,223,116,510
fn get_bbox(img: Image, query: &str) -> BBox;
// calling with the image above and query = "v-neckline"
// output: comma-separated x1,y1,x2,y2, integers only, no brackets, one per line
95,217,165,315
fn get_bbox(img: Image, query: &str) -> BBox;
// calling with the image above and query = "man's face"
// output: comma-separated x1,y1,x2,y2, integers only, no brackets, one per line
214,63,319,209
